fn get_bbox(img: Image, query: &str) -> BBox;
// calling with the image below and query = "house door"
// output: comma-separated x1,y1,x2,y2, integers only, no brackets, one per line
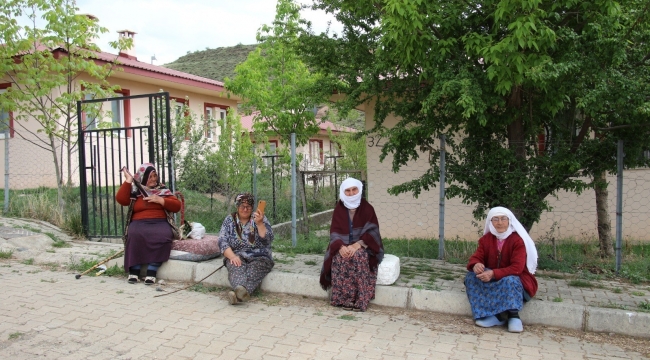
77,92,174,240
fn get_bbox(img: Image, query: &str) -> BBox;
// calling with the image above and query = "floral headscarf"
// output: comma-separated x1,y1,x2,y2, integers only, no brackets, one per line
129,163,173,199
232,192,255,242
235,192,254,208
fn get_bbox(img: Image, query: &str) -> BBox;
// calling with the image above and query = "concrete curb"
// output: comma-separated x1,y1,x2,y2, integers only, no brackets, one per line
155,258,650,338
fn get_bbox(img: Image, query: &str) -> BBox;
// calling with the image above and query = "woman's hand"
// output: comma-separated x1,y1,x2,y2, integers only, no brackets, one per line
473,263,485,274
253,208,264,226
338,244,360,259
229,255,242,267
144,194,165,206
476,269,494,282
122,168,133,183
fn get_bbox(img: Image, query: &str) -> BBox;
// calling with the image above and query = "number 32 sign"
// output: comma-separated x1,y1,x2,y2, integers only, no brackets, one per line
366,135,385,148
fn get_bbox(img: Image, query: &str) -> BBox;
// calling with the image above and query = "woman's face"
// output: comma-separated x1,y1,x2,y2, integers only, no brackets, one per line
237,203,253,219
146,171,158,187
344,186,359,196
491,215,510,233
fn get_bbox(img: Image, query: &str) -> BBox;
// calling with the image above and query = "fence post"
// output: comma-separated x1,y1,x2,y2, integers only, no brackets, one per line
615,139,623,274
438,134,446,260
3,127,8,213
252,148,257,200
291,133,297,247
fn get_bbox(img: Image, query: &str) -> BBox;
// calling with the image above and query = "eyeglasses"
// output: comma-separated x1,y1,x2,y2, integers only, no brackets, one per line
491,216,509,223
238,205,252,211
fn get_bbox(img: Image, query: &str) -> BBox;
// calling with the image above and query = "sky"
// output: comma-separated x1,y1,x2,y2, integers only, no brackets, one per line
72,0,341,65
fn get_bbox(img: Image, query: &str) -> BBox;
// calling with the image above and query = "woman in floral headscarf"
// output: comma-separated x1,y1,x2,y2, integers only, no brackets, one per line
218,193,274,305
116,163,181,285
465,206,538,333
320,178,384,312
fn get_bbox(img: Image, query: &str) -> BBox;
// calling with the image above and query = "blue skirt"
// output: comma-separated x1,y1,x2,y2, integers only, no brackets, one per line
464,272,524,319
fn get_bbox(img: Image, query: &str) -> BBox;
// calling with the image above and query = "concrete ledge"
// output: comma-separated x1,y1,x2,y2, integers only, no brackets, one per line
586,307,650,338
158,260,196,282
374,285,409,308
195,259,229,287
521,300,584,330
261,272,328,300
410,289,471,315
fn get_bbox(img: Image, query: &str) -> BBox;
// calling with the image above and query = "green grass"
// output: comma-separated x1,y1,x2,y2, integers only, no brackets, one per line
40,279,56,283
338,315,357,321
0,250,13,259
612,287,623,294
103,264,124,277
188,283,225,293
631,291,645,296
568,279,595,288
21,258,34,265
8,332,23,340
274,258,295,265
440,274,456,281
304,260,317,266
553,297,563,302
639,301,650,311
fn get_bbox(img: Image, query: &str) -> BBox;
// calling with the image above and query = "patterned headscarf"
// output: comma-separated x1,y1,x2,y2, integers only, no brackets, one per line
130,163,173,199
235,192,254,208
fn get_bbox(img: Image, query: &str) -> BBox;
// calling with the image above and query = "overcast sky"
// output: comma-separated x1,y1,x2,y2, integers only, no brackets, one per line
73,0,340,65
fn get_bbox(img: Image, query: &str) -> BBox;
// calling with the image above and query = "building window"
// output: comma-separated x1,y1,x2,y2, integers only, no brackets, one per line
171,97,190,140
309,139,323,165
264,140,278,166
82,89,130,136
204,104,227,142
0,86,14,139
329,141,340,157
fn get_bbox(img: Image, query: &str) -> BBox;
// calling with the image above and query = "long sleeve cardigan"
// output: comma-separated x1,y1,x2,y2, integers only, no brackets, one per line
115,182,181,220
467,232,538,298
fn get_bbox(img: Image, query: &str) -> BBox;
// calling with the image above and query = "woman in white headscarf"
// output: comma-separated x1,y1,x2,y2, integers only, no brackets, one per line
464,206,538,333
319,178,384,312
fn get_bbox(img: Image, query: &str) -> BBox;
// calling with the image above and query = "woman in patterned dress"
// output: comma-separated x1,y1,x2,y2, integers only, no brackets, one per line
465,206,538,333
320,178,384,312
218,193,274,305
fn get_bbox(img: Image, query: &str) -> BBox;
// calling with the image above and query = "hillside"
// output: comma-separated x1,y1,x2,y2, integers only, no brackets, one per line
164,44,257,82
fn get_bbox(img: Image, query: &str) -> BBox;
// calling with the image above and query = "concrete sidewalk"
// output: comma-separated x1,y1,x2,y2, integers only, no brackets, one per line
1,216,649,339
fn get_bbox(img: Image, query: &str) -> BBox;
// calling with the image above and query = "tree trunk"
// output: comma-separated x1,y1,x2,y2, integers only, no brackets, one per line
49,133,65,211
594,171,614,257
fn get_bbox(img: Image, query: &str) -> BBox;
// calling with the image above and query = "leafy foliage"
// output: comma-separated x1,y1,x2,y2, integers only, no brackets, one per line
299,0,650,230
226,0,335,146
0,0,131,209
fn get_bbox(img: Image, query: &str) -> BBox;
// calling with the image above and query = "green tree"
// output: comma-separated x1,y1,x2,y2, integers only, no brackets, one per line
299,0,650,239
0,0,131,208
225,0,334,146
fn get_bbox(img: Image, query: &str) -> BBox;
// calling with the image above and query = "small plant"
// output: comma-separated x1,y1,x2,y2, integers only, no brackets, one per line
100,280,106,283
8,332,23,340
304,260,317,266
274,258,294,265
612,288,623,294
548,274,566,279
22,258,34,265
639,301,650,311
553,297,563,302
597,301,628,310
46,249,55,253
568,279,594,288
103,264,124,277
0,250,13,259
413,285,423,290
338,315,357,321
440,274,455,281
630,291,645,296
40,279,56,283
189,284,223,293
116,290,124,294
314,311,323,316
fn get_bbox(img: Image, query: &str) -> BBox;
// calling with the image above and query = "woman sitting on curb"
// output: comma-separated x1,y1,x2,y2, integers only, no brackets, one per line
465,206,538,333
218,193,274,305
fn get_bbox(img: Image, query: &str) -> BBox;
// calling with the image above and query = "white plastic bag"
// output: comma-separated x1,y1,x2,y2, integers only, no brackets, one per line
187,222,206,240
376,254,400,285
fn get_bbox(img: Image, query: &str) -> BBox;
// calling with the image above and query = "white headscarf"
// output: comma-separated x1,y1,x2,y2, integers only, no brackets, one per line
483,206,538,274
339,178,363,210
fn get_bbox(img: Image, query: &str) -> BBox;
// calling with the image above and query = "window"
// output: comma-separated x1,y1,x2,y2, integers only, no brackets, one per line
171,97,190,140
329,141,340,157
309,139,323,165
82,88,130,136
0,86,14,139
264,140,278,166
204,104,227,142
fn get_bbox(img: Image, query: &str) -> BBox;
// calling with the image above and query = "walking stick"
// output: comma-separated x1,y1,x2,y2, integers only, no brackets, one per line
154,263,225,298
74,249,125,279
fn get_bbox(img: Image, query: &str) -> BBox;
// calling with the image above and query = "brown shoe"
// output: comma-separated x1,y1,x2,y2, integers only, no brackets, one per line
227,291,238,305
234,285,250,302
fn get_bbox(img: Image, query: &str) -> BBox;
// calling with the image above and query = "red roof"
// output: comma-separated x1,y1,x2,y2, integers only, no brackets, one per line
239,112,357,134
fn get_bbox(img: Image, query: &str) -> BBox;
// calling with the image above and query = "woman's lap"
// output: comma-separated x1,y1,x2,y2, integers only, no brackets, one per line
225,256,274,293
330,250,376,311
125,219,173,269
464,272,524,319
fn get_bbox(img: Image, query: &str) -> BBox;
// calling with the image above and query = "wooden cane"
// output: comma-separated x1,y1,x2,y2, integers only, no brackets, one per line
154,264,225,298
74,250,125,279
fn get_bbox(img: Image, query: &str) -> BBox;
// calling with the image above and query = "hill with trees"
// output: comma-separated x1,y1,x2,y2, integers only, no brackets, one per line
164,44,257,82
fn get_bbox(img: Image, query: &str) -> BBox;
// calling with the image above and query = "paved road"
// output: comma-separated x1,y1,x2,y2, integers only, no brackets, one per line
1,261,648,360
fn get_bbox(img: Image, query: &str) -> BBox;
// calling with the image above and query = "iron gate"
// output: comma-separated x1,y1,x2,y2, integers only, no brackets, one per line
77,92,174,240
